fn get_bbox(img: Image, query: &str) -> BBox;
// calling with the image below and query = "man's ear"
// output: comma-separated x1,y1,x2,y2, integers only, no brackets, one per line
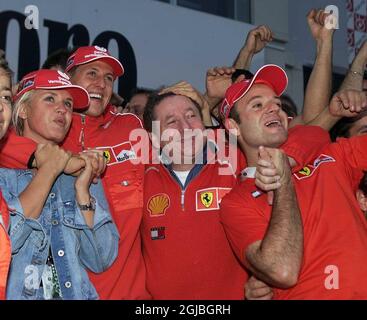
224,118,240,137
356,189,367,213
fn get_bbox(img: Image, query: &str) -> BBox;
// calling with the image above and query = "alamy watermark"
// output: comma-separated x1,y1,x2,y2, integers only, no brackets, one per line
24,5,39,30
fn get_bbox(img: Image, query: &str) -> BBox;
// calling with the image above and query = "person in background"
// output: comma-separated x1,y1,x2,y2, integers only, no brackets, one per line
122,88,154,119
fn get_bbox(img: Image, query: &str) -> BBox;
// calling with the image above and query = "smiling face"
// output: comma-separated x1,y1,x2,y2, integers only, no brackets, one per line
0,69,12,139
229,84,288,154
70,60,114,117
20,89,73,144
152,95,206,166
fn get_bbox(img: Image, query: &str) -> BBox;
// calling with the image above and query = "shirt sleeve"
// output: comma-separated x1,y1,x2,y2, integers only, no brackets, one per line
71,180,120,273
333,135,367,172
281,125,331,172
0,129,37,169
220,181,270,267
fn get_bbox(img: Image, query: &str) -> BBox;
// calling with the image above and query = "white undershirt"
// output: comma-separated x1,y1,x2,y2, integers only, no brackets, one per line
173,170,191,186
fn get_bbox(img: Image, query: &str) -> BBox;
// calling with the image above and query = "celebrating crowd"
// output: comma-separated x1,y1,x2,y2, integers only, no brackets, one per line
1,8,367,300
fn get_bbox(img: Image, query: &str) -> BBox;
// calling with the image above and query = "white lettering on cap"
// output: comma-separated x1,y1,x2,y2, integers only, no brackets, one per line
94,45,107,52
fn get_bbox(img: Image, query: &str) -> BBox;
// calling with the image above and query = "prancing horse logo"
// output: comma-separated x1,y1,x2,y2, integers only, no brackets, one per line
200,192,213,208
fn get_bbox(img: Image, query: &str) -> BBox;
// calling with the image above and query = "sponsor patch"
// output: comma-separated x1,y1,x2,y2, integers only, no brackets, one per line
313,154,335,168
251,190,262,198
103,150,111,163
196,187,231,211
97,141,136,166
294,154,335,180
148,193,170,217
151,227,165,240
200,191,213,208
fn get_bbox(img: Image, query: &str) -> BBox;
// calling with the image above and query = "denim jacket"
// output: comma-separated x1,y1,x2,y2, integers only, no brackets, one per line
0,169,119,300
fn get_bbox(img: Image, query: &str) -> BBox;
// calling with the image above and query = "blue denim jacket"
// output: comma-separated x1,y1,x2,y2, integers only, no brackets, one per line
0,169,119,300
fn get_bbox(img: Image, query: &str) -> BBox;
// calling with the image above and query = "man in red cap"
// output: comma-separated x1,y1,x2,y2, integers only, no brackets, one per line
140,75,331,299
220,64,367,299
0,46,150,300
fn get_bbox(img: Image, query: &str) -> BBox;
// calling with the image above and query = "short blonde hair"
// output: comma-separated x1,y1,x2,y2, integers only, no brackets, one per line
12,91,34,136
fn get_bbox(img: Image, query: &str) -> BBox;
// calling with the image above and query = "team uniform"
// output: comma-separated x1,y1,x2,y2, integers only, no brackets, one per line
220,134,367,299
142,125,330,299
0,106,150,300
0,191,10,300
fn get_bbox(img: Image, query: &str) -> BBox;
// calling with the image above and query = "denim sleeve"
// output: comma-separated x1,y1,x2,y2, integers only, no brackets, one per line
0,172,46,254
70,181,119,273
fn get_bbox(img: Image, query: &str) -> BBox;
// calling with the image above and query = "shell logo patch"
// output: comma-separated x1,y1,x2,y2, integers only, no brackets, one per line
196,187,231,212
147,193,170,217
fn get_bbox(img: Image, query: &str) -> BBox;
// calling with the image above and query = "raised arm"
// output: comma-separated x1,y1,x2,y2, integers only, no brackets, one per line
245,147,303,288
233,25,273,69
292,9,335,126
19,144,71,219
340,41,367,91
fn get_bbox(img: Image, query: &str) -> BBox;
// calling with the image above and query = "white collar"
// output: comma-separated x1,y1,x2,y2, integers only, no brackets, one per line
240,167,256,179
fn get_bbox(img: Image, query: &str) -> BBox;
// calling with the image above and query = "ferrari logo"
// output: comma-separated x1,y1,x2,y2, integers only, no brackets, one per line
299,166,311,176
200,192,213,208
103,150,111,163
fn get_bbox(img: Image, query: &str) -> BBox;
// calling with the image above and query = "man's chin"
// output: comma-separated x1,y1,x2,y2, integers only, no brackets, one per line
85,101,106,117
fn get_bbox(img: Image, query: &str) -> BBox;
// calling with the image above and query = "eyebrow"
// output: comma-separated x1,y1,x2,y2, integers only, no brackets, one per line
247,95,280,104
90,67,114,77
0,85,11,92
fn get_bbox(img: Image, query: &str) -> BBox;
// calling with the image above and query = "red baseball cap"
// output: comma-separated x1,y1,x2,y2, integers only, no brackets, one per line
220,64,288,119
65,45,124,78
14,69,90,110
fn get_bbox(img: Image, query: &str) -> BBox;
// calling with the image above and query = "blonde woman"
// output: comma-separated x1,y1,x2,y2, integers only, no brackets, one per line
2,69,119,300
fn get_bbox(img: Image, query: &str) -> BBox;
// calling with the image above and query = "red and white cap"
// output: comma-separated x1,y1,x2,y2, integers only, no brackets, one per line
14,69,90,110
220,64,288,119
65,45,124,78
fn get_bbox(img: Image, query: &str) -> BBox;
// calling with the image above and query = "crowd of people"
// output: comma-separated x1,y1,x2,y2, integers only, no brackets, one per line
1,8,367,300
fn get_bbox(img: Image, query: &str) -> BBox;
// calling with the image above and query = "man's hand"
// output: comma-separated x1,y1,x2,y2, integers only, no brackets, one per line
205,66,235,100
244,25,273,55
329,89,367,117
245,276,273,300
255,146,282,192
160,81,210,112
307,8,335,42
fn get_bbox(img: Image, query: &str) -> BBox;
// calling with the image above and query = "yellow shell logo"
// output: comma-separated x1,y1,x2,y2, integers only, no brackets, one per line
103,150,111,163
148,193,170,216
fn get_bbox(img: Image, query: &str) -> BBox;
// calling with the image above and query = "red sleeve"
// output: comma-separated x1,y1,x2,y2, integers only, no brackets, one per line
220,180,270,266
281,125,331,172
0,129,37,169
334,135,367,171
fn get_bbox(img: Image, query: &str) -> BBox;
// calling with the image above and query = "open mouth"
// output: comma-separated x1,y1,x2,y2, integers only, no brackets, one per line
264,120,282,128
89,93,103,100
